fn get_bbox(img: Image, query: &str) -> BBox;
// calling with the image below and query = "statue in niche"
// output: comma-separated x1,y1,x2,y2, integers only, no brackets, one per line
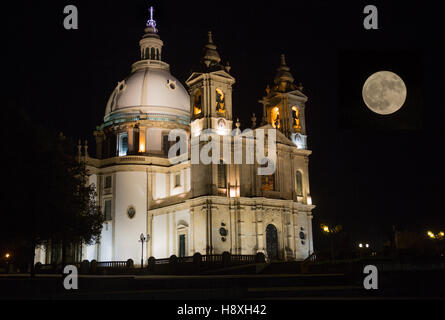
292,106,301,131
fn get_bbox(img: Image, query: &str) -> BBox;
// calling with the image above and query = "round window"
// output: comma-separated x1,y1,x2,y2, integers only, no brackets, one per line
219,227,228,237
127,206,136,219
299,231,305,240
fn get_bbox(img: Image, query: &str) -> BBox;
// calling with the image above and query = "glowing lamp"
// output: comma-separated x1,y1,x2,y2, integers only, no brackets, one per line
427,231,436,239
5,253,10,259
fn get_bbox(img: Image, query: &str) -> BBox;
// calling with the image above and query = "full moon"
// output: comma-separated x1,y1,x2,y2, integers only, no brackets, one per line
362,71,407,115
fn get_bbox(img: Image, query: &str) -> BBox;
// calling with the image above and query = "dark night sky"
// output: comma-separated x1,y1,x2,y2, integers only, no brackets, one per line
5,0,444,248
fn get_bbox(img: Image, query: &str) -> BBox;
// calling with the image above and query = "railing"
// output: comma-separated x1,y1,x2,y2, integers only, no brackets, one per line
177,256,193,263
155,258,170,265
231,254,256,263
153,254,258,265
202,254,223,263
301,252,317,273
96,261,129,268
304,252,318,263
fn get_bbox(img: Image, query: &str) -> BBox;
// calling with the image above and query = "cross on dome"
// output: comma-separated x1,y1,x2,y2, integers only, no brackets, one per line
146,6,157,30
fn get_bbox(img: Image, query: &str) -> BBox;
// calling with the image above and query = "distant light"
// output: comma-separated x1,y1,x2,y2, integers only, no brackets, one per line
307,195,312,205
366,244,369,248
5,253,10,259
427,231,436,239
439,232,444,237
359,243,363,248
322,225,329,233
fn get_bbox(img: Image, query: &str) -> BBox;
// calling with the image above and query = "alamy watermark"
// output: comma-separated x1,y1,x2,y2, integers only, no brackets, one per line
167,128,277,175
63,265,78,290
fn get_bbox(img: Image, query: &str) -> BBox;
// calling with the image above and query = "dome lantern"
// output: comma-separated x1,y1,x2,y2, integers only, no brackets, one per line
139,6,163,61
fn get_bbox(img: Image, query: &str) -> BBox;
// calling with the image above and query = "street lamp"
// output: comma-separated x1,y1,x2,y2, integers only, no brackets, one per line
5,253,10,259
139,233,150,268
427,230,444,240
321,224,341,260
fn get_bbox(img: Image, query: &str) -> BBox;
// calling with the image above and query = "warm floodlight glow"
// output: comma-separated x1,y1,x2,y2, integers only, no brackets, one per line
307,195,312,205
427,231,436,239
321,225,329,233
5,253,10,259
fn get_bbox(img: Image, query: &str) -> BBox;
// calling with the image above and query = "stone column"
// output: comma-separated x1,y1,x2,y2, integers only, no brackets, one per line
147,214,153,258
255,204,265,253
189,208,195,254
307,212,314,255
166,171,171,198
94,131,104,159
172,211,177,256
147,169,153,210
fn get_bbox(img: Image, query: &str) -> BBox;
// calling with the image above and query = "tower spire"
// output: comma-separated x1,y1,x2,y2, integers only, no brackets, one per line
274,53,295,88
201,31,222,68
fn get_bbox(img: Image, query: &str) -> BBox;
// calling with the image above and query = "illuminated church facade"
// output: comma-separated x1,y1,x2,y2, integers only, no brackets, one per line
36,8,315,265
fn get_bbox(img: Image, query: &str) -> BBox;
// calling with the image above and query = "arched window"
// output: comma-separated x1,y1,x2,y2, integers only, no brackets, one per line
296,170,303,196
292,106,301,132
118,132,128,156
193,89,202,118
215,88,226,115
150,47,155,60
271,106,280,129
217,161,227,188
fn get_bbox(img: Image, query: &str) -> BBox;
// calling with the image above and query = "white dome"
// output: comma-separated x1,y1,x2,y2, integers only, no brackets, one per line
105,67,190,119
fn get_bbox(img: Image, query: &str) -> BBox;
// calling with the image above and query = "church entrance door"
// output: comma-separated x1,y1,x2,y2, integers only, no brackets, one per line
179,234,186,257
266,224,278,260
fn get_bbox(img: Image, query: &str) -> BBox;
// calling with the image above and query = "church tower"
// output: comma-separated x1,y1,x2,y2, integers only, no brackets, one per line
186,32,235,136
259,54,308,149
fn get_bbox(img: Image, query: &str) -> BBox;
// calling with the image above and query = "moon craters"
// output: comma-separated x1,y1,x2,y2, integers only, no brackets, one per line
362,71,407,115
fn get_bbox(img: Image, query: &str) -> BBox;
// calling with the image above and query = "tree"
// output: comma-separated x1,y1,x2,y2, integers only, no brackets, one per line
1,106,103,275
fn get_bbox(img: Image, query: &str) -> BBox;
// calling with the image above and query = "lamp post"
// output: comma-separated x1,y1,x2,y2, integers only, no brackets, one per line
5,253,11,274
139,233,150,268
321,224,342,260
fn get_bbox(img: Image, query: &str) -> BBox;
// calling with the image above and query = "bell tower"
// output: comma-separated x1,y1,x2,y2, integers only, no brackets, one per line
259,54,308,149
186,32,235,136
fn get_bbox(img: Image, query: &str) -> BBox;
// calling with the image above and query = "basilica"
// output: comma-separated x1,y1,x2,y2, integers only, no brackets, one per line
36,8,315,265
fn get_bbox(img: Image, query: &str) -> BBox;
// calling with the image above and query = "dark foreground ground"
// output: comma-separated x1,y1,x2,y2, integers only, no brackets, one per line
0,268,444,300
